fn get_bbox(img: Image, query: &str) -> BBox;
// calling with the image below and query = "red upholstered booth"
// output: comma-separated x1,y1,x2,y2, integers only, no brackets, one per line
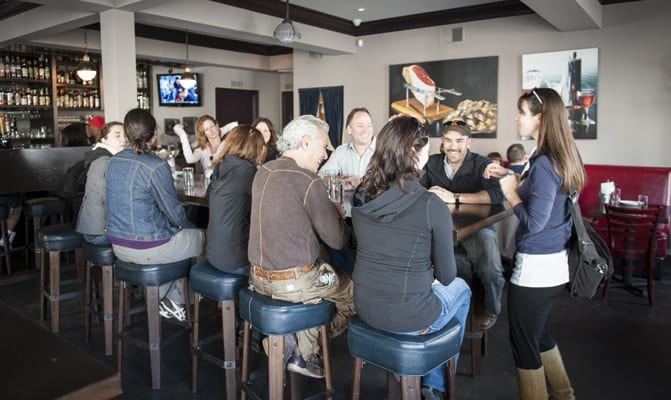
579,164,671,259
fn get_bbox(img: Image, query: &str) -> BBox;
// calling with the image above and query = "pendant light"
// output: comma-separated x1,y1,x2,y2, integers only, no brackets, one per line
274,0,301,43
76,32,97,82
180,30,197,90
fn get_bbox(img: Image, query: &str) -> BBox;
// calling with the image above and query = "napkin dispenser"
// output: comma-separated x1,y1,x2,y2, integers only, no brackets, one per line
599,180,615,212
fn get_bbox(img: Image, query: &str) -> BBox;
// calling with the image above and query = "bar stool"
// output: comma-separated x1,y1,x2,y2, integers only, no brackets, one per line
239,287,334,400
24,197,68,270
37,223,84,333
348,315,462,400
0,205,11,274
190,261,247,398
82,241,116,356
116,258,193,390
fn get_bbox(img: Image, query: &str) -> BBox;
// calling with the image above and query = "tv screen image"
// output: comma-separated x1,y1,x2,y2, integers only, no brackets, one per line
157,73,201,106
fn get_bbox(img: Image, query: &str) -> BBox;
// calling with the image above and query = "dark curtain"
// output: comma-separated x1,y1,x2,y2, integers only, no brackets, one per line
298,88,320,116
321,86,344,147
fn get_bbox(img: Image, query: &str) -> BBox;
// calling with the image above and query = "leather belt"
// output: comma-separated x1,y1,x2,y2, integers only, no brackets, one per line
251,264,314,281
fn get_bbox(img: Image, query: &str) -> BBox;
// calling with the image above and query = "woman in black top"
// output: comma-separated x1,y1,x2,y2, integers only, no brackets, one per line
351,116,471,400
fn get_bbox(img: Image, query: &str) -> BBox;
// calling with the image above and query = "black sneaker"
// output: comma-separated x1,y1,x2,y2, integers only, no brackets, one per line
287,353,325,379
421,386,445,400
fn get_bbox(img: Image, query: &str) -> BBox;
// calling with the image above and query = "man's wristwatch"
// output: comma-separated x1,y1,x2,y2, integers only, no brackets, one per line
454,193,461,204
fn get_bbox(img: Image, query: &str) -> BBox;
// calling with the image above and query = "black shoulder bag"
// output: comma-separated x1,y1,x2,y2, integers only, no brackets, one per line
566,187,613,299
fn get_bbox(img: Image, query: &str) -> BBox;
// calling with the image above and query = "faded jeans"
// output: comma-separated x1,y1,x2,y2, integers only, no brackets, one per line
249,261,355,358
459,228,505,315
395,277,471,393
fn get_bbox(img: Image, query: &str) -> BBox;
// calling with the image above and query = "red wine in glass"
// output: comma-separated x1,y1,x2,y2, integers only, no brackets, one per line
578,90,596,125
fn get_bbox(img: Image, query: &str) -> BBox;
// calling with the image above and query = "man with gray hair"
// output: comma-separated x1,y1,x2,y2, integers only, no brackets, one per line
248,115,354,378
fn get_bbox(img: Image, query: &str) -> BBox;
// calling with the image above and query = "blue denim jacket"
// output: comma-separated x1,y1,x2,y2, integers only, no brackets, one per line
105,149,193,241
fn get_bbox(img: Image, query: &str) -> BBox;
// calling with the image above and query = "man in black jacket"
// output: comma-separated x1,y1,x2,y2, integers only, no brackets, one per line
420,121,504,330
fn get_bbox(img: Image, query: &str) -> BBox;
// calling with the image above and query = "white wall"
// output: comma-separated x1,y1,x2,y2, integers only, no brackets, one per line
152,64,282,147
292,0,671,166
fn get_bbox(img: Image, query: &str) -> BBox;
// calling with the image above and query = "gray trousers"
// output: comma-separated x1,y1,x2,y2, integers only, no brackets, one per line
458,228,505,315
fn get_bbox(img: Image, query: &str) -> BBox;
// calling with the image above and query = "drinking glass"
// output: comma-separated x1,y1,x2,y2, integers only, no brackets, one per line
328,173,343,205
183,167,195,190
609,188,621,205
578,89,596,125
637,194,648,209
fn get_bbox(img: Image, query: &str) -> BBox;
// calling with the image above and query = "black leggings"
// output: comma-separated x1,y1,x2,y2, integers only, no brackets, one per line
507,283,565,369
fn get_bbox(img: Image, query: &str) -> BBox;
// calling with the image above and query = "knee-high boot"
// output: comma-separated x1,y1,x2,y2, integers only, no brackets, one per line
540,346,575,400
516,367,548,400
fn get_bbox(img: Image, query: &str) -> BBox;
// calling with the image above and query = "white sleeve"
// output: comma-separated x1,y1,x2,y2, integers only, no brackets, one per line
179,134,201,164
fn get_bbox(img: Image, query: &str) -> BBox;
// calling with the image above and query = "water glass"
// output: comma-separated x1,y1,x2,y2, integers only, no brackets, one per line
183,167,195,190
610,188,621,205
328,173,343,205
637,194,648,209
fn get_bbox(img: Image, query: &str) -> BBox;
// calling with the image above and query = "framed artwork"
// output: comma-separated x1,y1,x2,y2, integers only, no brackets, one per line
182,116,198,135
522,48,599,139
389,56,498,138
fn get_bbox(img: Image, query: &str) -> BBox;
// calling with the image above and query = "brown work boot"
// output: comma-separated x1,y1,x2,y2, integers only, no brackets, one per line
480,313,497,330
287,353,325,378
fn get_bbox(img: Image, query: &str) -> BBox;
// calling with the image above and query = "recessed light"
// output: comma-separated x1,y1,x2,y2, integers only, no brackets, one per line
357,8,366,12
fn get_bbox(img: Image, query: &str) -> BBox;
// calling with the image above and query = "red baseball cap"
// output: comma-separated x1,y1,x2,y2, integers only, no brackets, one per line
88,116,105,129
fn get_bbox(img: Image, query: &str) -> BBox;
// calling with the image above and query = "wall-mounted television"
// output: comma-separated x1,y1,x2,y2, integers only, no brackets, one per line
157,73,202,106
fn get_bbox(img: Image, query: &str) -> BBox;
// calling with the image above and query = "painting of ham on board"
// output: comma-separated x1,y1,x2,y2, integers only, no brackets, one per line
389,56,498,138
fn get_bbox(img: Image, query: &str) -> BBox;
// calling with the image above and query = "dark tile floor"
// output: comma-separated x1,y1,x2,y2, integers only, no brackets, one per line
0,256,668,400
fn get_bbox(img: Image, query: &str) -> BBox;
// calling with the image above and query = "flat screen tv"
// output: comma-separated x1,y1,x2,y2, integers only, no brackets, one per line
157,73,202,106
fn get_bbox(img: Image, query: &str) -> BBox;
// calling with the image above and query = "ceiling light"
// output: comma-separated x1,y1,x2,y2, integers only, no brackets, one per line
274,0,300,43
76,32,97,82
357,8,367,12
181,30,197,90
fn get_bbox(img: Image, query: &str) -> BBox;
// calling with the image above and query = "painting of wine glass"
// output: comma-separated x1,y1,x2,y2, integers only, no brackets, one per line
522,48,599,139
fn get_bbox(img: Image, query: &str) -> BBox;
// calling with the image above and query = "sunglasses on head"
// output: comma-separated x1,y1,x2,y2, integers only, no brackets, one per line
412,118,425,136
531,88,543,105
443,120,466,127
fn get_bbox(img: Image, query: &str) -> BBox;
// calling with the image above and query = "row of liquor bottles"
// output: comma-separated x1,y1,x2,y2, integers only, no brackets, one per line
0,54,51,81
56,88,101,109
56,70,98,86
0,86,51,107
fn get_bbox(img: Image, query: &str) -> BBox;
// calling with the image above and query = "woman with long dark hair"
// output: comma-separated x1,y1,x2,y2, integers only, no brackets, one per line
496,88,584,399
351,116,471,399
253,117,279,162
105,109,204,321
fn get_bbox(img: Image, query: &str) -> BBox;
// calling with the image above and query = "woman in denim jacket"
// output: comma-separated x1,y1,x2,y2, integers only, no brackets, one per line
106,109,204,320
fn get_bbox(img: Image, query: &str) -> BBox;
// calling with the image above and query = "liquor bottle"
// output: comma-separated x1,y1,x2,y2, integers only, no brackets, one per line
44,87,50,106
93,90,100,109
568,52,581,107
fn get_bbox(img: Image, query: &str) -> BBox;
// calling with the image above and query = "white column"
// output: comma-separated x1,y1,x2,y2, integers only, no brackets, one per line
100,9,137,122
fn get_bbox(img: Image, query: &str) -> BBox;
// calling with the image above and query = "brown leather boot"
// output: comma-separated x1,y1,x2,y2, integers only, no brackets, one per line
517,367,548,400
541,346,575,400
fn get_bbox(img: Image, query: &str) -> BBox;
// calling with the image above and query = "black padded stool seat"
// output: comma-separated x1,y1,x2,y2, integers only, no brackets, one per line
24,197,69,269
37,223,84,333
82,241,116,356
190,261,247,399
239,287,335,400
348,315,462,400
116,257,193,390
0,205,11,274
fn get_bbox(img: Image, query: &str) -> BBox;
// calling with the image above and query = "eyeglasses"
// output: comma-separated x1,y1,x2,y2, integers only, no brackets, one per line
412,118,425,136
443,119,466,127
531,88,543,105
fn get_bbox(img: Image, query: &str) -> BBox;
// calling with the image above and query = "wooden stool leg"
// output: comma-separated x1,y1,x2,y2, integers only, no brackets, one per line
146,286,162,389
33,217,41,270
447,358,456,400
85,261,92,342
320,325,333,396
39,248,47,321
75,249,86,310
387,371,401,400
1,219,11,274
49,250,60,333
117,281,126,375
268,335,285,400
240,321,251,400
191,293,201,393
102,265,114,356
222,299,238,400
399,376,421,400
351,357,363,400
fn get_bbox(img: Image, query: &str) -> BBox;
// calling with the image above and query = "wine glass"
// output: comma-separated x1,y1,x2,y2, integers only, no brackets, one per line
578,89,596,125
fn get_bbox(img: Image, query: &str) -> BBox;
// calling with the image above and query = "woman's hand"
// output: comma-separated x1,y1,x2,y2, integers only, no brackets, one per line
499,174,522,207
484,163,514,179
428,186,456,203
173,124,187,138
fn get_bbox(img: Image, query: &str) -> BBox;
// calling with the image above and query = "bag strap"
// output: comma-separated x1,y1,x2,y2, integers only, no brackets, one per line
567,184,590,241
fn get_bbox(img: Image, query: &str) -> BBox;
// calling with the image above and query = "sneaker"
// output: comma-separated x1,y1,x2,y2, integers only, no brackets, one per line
0,230,15,248
159,299,186,322
421,386,445,400
287,353,325,379
480,313,498,330
262,334,297,366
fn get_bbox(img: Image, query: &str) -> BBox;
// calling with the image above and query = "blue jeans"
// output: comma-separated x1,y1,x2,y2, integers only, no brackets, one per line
459,228,504,315
83,234,110,245
399,277,471,393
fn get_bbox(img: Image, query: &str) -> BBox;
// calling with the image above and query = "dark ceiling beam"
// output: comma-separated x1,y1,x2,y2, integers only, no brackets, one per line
0,1,40,20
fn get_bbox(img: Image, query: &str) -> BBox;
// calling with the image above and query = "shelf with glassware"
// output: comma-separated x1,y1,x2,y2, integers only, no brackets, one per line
137,63,151,110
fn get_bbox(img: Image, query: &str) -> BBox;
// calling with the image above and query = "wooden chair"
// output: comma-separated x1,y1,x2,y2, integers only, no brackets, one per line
602,205,663,305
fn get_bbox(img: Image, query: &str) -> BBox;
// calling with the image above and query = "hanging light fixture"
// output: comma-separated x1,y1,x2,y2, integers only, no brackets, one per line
274,0,300,43
76,31,97,82
181,30,197,90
